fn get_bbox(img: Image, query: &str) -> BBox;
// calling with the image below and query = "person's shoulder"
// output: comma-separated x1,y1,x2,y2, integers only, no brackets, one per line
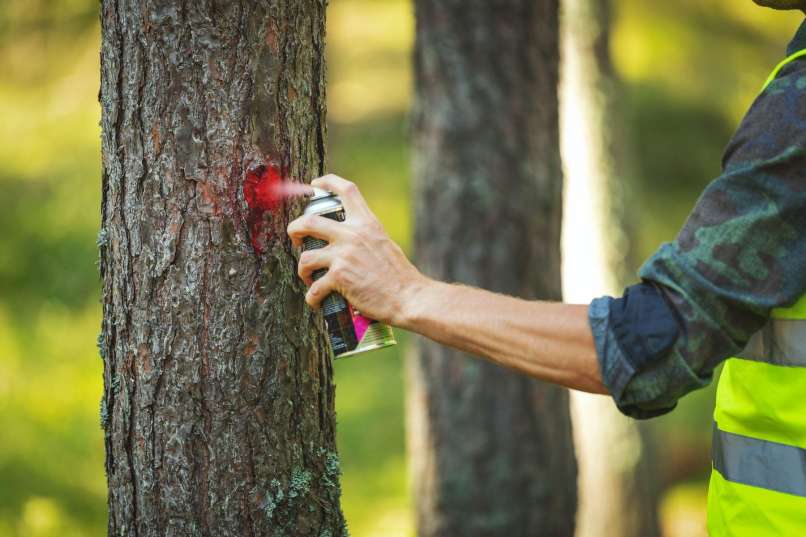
723,58,806,169
763,54,806,96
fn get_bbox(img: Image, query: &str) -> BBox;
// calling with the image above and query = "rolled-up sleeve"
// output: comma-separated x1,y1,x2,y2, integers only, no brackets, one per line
590,286,713,419
589,58,806,419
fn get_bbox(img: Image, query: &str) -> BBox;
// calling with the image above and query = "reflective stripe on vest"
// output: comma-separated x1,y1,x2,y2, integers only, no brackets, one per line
713,423,806,498
739,319,806,367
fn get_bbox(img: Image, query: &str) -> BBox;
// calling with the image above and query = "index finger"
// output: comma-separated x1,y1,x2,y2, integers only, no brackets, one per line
311,174,371,218
286,213,346,248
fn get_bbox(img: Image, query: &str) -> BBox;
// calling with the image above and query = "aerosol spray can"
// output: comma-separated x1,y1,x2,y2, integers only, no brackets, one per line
302,188,397,358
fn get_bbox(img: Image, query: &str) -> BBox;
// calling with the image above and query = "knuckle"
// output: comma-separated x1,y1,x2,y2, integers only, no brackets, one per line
288,220,304,237
339,245,355,263
368,219,384,234
343,181,358,195
298,250,314,267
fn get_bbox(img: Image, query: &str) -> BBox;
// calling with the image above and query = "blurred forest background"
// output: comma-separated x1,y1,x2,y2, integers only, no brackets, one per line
0,0,801,535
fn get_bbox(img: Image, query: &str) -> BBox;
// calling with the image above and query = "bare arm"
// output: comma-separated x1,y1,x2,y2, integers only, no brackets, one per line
287,174,608,395
398,280,605,393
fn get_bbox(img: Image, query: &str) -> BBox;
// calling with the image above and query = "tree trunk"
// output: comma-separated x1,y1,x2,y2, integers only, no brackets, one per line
559,0,660,536
408,1,577,536
98,2,346,536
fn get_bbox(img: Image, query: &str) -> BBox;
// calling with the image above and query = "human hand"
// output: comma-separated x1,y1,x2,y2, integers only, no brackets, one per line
286,174,427,326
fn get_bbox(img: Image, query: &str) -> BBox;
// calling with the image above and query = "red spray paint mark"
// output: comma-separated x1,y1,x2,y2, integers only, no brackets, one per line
244,163,284,211
244,163,284,254
242,163,315,254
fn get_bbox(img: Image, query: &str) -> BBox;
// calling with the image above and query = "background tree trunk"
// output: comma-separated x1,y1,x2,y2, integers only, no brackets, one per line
559,0,660,536
408,1,577,536
98,1,346,535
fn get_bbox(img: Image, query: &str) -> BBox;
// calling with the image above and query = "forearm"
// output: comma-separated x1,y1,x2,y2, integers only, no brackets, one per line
397,278,608,394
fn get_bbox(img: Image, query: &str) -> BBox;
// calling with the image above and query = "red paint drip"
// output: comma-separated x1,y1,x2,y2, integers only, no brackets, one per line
242,163,314,254
243,163,283,254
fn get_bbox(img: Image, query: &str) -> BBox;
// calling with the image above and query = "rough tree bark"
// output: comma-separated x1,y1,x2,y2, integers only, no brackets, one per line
98,1,346,536
559,0,660,535
408,1,577,536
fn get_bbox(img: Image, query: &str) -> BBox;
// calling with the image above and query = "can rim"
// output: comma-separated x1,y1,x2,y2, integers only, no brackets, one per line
335,339,397,359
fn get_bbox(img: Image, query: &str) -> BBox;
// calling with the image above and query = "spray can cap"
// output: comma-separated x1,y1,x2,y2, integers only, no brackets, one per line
309,187,333,201
304,187,342,216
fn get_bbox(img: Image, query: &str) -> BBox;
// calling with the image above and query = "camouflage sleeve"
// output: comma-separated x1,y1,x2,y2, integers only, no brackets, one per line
590,58,806,419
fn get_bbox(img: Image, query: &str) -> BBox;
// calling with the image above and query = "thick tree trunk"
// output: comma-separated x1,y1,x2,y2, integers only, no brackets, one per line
408,1,577,536
559,0,660,536
98,2,346,536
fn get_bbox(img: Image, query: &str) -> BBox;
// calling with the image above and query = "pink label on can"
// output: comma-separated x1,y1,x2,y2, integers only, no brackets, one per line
349,304,372,341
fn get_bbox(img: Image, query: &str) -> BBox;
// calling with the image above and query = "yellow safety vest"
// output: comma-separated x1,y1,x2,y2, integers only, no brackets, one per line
707,52,806,537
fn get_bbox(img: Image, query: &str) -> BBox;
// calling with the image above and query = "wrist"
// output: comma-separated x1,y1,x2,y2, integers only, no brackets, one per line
394,272,436,330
